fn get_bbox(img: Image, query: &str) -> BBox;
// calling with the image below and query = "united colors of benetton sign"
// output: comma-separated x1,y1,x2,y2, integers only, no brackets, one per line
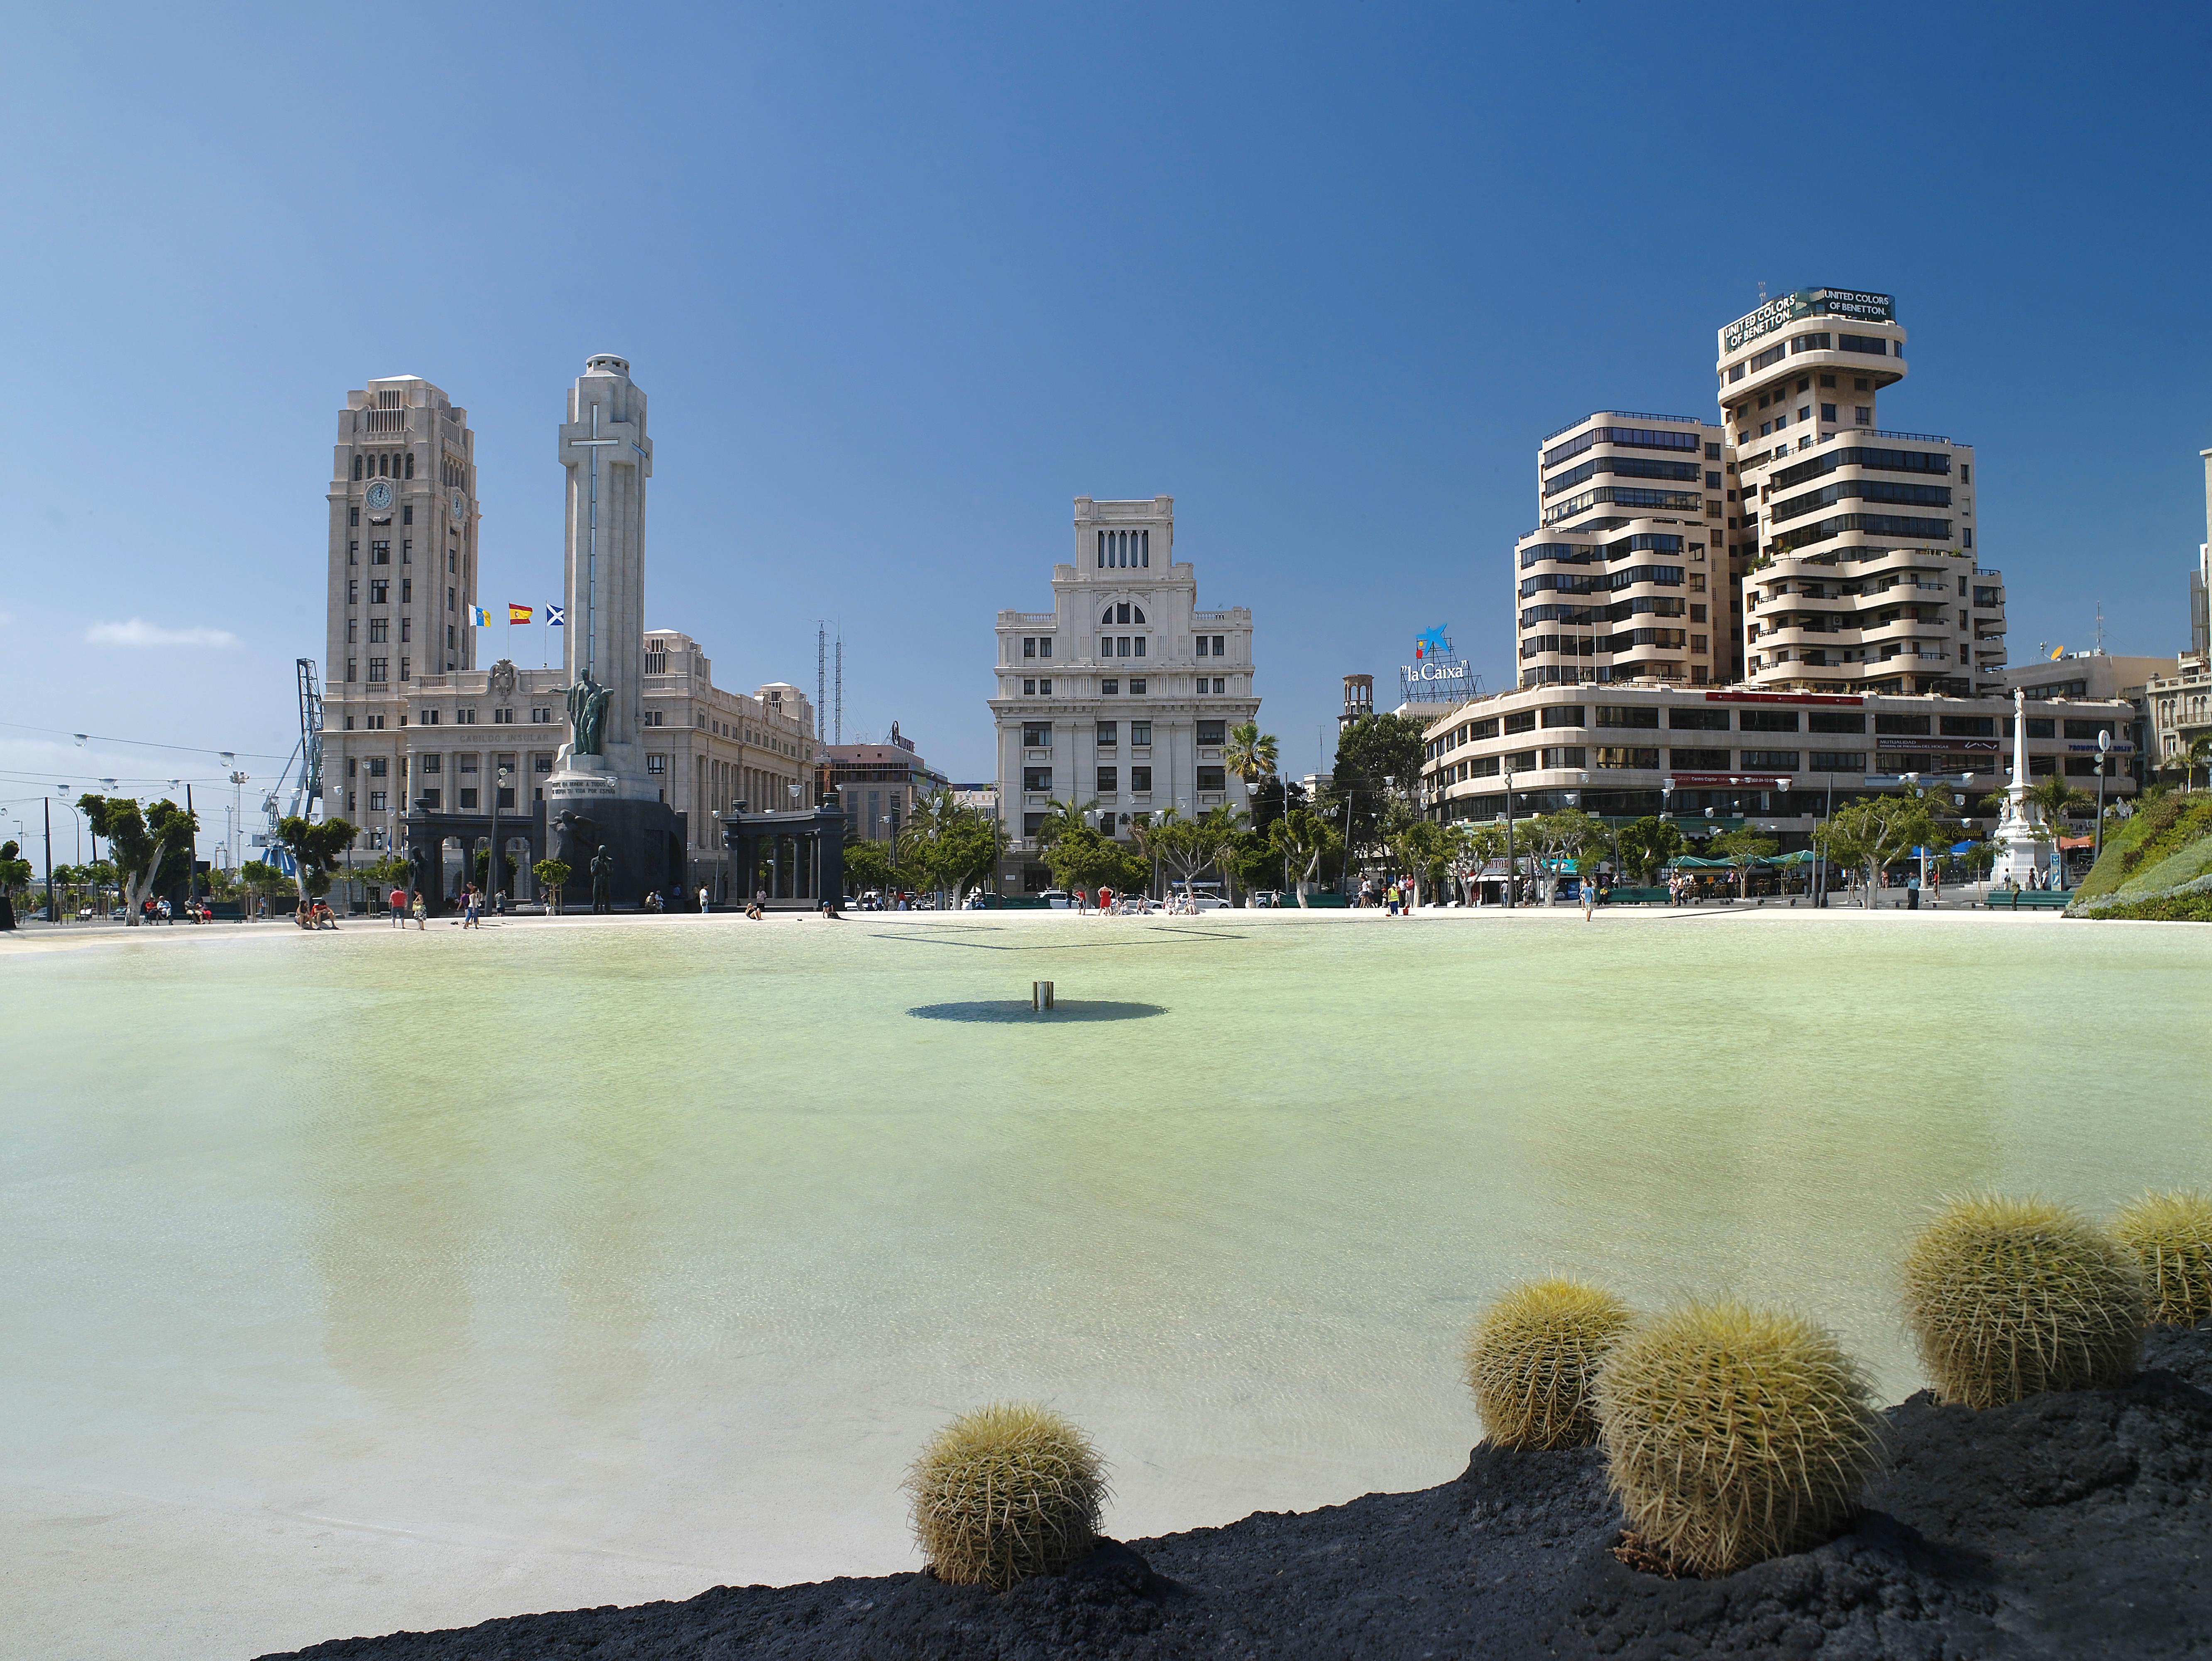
1723,289,1895,353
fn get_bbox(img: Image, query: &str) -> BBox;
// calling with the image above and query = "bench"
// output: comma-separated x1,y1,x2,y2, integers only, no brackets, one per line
1984,889,2071,910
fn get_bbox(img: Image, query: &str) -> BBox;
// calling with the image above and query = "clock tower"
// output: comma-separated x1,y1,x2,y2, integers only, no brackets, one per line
323,375,479,692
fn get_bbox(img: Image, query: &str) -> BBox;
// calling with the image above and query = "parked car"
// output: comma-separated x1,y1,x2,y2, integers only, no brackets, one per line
1037,890,1075,909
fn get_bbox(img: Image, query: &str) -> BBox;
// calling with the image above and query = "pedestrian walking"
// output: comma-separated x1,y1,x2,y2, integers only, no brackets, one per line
699,885,710,914
411,891,426,930
390,887,406,927
1581,875,1596,921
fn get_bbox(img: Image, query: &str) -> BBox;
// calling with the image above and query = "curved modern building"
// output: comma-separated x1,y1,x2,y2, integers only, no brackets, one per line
1715,290,2006,696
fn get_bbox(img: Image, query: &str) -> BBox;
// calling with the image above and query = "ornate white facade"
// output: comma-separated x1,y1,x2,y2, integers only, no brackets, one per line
989,497,1258,892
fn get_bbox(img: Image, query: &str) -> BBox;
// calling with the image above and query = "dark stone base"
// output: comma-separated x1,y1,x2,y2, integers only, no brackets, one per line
547,797,687,911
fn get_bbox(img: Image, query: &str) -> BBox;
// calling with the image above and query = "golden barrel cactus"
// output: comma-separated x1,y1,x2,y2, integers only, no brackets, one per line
1903,1196,2143,1409
1595,1300,1884,1578
904,1403,1107,1589
2113,1190,2212,1328
1464,1279,1633,1449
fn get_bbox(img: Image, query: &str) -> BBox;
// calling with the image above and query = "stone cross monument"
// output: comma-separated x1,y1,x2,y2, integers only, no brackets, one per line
547,354,654,805
1990,686,2043,885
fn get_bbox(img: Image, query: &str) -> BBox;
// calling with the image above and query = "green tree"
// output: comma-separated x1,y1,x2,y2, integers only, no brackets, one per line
1814,790,1947,907
532,857,571,912
1614,815,1686,886
1265,807,1344,904
1524,808,1607,905
842,837,903,898
1031,796,1097,851
896,791,1006,906
1708,828,1779,900
1223,722,1279,801
1451,822,1507,904
0,840,32,909
2023,773,2094,838
2159,735,2211,791
276,816,360,903
1331,713,1427,866
78,795,198,924
1044,824,1146,897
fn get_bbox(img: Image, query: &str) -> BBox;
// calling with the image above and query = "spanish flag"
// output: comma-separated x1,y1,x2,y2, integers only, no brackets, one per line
509,603,533,624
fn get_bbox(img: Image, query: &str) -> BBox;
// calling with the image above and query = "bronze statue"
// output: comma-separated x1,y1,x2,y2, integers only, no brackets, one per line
562,670,612,757
590,843,614,914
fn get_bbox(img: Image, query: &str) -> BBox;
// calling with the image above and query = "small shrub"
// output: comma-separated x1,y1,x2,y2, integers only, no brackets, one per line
1465,1279,1633,1449
1595,1300,1884,1578
1903,1196,2143,1408
2114,1191,2212,1327
905,1403,1106,1589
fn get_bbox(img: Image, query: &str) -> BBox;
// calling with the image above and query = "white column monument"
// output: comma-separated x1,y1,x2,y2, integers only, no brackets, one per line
546,354,654,805
1989,686,2043,885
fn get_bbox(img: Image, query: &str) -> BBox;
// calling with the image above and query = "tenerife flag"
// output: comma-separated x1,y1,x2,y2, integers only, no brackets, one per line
546,604,566,627
467,605,492,627
508,603,532,625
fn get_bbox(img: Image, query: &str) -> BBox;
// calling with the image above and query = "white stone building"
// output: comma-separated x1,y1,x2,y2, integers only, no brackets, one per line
989,497,1258,893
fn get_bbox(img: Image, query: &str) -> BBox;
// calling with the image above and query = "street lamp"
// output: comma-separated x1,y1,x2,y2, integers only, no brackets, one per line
2093,730,2112,863
1502,766,1518,908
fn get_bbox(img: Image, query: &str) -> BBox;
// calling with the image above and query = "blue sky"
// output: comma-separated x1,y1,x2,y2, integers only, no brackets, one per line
4,2,2210,839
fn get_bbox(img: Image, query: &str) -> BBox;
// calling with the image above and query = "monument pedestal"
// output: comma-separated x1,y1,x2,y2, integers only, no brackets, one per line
544,754,686,909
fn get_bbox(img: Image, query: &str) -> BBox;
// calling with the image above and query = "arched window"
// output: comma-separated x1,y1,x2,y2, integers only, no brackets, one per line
404,451,414,478
1133,605,1145,624
353,455,363,480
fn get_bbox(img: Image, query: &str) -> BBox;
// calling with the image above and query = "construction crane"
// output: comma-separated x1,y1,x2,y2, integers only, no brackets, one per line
254,659,324,872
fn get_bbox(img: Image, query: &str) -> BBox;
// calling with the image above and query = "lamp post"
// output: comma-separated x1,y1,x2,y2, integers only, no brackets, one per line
2093,729,2112,864
1502,766,1517,908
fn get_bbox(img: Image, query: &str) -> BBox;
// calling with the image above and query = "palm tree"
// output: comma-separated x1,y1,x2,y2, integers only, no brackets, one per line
2166,735,2212,792
1223,723,1279,801
1032,796,1099,851
2024,773,2094,833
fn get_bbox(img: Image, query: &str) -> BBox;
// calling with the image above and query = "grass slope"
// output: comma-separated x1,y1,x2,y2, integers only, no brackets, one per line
2070,793,2212,920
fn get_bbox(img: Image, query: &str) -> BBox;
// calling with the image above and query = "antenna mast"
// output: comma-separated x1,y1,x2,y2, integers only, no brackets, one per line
817,622,826,740
834,630,844,745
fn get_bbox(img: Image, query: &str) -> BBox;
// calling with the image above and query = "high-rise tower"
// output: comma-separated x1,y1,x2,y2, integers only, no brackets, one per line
1511,411,1728,688
323,375,478,691
1715,289,2005,696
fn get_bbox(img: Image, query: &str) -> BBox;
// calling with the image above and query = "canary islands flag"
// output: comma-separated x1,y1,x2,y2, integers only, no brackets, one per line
467,605,491,627
508,603,532,624
546,604,566,626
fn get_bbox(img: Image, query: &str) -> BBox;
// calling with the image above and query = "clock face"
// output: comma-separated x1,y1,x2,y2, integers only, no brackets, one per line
364,480,393,511
451,489,467,523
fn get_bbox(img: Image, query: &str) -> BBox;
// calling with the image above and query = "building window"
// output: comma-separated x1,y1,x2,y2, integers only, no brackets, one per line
1096,528,1150,568
1023,767,1053,791
647,754,667,774
1210,678,1226,693
1022,678,1036,696
1593,747,1659,769
1131,721,1152,745
1195,636,1209,657
399,657,410,680
367,617,389,643
347,578,359,604
1195,766,1226,791
401,618,412,642
458,788,479,809
1539,747,1586,769
446,624,456,649
371,540,390,564
367,790,388,811
1670,747,1729,769
347,540,359,565
1855,407,1872,425
1096,766,1118,793
369,579,388,603
643,709,665,727
1821,404,1838,422
1740,709,1800,733
532,707,552,723
1096,722,1118,746
1101,678,1119,695
447,586,456,611
1023,723,1052,747
368,658,389,683
494,708,513,724
535,755,553,773
1808,752,1865,772
421,709,442,726
1196,720,1226,745
1037,679,1052,694
1023,637,1036,659
1128,677,1146,693
401,578,412,602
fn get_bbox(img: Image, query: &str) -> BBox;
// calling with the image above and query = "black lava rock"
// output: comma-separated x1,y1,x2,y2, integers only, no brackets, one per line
264,1324,2212,1661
